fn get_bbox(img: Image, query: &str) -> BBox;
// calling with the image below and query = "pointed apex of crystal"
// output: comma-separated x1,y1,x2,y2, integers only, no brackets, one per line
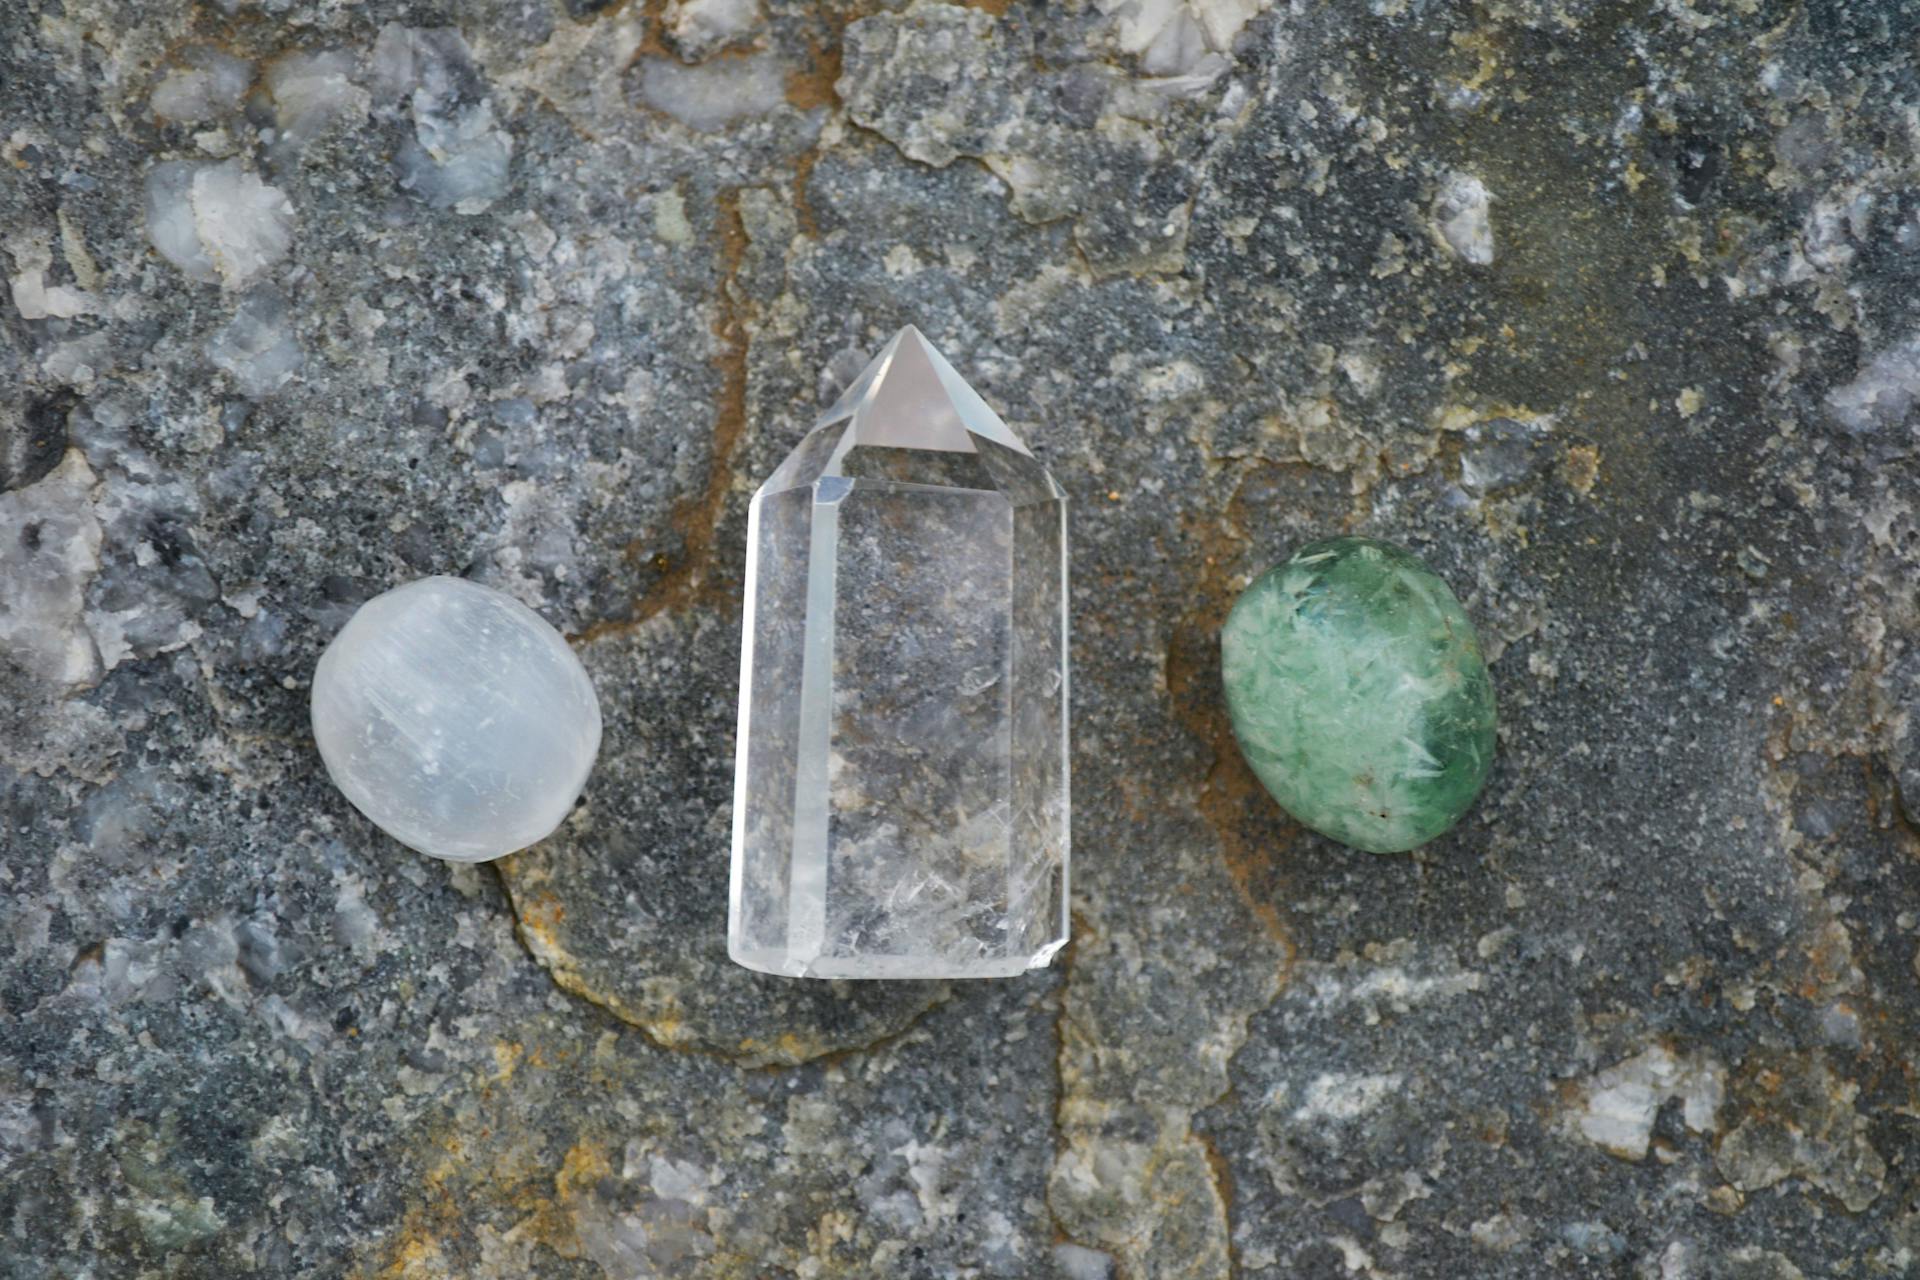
759,327,1064,502
825,326,1032,457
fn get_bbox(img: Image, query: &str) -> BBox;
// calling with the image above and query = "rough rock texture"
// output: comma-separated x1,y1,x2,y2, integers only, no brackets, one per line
1,0,1917,1277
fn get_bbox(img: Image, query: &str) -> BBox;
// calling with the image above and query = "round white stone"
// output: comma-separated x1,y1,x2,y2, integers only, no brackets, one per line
311,576,602,862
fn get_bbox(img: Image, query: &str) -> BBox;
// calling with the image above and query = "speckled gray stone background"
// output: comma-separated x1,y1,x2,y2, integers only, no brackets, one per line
3,0,1918,1275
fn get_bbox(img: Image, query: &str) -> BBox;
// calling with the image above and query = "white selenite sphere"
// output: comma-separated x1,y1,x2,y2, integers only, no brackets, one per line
311,576,602,862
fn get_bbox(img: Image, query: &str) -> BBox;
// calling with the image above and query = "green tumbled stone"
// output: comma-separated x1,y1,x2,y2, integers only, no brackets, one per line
1221,536,1497,854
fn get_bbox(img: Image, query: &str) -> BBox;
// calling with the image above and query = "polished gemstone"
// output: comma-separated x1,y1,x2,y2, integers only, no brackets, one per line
730,326,1070,978
1221,537,1496,853
312,576,602,862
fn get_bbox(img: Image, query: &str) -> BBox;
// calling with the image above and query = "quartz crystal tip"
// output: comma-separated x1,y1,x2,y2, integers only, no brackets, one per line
729,328,1070,979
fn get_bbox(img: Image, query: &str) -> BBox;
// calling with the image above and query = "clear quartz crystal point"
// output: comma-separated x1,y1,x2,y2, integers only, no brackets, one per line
730,326,1070,979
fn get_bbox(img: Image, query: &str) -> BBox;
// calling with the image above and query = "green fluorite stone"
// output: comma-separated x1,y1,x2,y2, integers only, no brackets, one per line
1221,537,1497,853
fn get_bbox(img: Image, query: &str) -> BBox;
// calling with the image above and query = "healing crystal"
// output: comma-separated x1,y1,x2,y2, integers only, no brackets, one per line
730,327,1070,979
1221,537,1496,854
312,576,602,863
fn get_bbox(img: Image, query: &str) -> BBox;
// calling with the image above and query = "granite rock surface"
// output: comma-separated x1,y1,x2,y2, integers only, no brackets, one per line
2,0,1918,1276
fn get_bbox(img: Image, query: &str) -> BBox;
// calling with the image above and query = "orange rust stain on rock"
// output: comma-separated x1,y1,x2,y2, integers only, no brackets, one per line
573,188,752,644
555,1140,614,1199
790,146,824,239
1194,1129,1242,1274
507,883,571,957
1164,464,1324,959
368,1112,619,1274
1561,442,1601,495
369,1131,476,1278
785,33,843,111
1802,922,1855,996
376,1234,448,1279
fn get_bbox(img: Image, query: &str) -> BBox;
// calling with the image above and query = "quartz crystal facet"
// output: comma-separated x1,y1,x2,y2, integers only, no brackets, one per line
1221,537,1496,854
312,576,602,863
730,327,1070,979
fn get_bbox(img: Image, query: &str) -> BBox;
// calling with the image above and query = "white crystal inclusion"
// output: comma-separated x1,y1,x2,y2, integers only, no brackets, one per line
730,327,1070,978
